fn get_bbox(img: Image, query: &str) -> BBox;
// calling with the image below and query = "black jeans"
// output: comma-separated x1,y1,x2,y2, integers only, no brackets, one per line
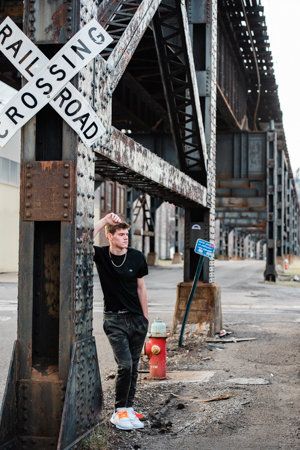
103,312,148,409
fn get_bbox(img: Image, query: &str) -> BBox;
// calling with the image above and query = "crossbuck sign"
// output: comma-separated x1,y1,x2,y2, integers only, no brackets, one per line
0,17,112,147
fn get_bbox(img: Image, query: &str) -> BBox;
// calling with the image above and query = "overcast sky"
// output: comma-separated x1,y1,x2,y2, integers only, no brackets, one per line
262,0,300,173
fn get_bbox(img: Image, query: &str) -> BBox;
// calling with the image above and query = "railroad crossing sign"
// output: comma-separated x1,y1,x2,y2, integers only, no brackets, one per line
0,17,112,147
194,238,215,259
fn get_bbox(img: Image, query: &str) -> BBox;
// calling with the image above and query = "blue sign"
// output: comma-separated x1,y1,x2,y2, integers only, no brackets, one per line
194,239,215,260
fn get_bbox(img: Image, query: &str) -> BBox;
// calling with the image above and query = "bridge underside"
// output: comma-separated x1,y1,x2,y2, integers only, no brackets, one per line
0,1,299,449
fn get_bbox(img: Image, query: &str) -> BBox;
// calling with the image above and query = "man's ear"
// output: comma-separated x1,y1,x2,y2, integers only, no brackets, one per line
105,231,112,241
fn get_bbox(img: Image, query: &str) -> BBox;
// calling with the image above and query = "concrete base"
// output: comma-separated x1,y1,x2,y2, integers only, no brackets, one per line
172,252,182,264
172,282,222,337
264,264,277,282
147,252,157,266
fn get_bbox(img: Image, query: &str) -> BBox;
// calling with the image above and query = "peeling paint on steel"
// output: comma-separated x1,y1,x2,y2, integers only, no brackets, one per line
96,127,207,207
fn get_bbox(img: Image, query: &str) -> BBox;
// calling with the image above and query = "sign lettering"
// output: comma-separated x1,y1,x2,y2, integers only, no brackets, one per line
194,239,215,260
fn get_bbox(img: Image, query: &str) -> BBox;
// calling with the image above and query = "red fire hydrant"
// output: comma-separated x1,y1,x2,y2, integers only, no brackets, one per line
144,319,167,379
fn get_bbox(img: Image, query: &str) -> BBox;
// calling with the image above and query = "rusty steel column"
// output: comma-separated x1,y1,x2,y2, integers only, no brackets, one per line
185,0,218,283
0,2,102,448
286,177,292,258
264,129,278,281
276,146,284,261
175,0,222,336
282,161,289,257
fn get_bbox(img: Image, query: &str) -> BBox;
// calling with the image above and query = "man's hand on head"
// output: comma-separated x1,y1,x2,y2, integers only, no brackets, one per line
93,213,123,239
105,213,122,225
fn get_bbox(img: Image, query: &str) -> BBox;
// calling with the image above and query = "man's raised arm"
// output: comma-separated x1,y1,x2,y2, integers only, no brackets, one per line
93,213,122,238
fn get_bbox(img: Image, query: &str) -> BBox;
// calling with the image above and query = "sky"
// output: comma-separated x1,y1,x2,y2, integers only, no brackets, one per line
263,0,300,174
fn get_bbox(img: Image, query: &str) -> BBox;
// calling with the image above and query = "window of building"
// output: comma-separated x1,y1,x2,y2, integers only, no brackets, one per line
100,182,105,212
116,185,126,215
106,182,114,211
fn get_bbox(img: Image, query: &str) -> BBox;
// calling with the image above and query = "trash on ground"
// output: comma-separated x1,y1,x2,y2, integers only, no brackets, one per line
170,392,233,403
218,329,233,338
292,274,300,282
207,343,225,350
206,337,257,343
200,393,233,403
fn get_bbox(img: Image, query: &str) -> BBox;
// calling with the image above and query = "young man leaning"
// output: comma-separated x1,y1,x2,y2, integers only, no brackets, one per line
93,212,149,430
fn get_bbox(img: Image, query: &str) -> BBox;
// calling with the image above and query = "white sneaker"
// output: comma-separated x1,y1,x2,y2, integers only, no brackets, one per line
110,408,134,430
127,407,145,429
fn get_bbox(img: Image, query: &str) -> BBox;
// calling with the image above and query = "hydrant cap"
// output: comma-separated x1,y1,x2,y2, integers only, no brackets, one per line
150,318,167,337
151,344,161,355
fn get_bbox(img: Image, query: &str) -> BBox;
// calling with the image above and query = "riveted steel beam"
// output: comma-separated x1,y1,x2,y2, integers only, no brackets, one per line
277,147,284,258
95,127,207,208
153,0,207,185
106,0,162,92
264,130,278,281
188,0,218,283
23,0,79,44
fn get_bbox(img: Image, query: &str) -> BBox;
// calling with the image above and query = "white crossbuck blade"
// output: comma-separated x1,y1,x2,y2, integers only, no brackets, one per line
0,17,113,147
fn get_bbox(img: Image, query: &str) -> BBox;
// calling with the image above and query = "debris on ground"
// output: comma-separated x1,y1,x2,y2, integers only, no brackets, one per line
225,377,270,385
170,392,233,403
207,343,225,350
218,329,232,337
80,309,299,450
206,337,257,343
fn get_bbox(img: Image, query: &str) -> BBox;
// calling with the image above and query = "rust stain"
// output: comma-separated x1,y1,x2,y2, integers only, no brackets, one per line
44,242,60,318
31,365,59,382
41,161,54,171
44,4,68,41
52,4,68,29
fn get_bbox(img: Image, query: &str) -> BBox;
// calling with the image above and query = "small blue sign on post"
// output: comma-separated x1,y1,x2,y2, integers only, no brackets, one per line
194,239,215,260
179,238,216,347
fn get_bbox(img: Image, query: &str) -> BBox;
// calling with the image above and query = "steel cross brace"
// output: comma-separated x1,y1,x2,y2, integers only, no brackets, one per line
96,0,162,98
95,127,207,208
93,0,208,205
152,0,207,185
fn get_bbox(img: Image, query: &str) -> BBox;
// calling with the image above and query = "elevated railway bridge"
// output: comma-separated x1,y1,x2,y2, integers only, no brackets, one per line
0,0,299,448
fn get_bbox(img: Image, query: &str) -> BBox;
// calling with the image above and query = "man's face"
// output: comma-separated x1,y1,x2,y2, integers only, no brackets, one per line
108,228,129,250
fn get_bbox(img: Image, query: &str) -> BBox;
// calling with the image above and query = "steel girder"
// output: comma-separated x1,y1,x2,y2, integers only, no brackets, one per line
95,127,207,208
218,0,281,128
187,0,218,283
152,0,208,185
92,0,208,208
264,130,278,280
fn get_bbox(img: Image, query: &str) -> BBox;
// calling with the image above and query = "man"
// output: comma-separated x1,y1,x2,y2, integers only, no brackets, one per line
93,212,149,431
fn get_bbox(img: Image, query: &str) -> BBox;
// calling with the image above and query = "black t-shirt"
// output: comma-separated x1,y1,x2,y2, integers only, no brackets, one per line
93,246,148,314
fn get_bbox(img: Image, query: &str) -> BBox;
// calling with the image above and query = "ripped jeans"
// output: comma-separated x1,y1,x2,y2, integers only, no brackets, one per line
103,312,148,409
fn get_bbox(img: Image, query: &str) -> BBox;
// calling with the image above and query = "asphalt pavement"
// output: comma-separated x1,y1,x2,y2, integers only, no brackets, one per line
0,260,300,414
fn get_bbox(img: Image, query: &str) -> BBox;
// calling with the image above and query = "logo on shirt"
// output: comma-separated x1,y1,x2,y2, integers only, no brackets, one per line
129,269,133,272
